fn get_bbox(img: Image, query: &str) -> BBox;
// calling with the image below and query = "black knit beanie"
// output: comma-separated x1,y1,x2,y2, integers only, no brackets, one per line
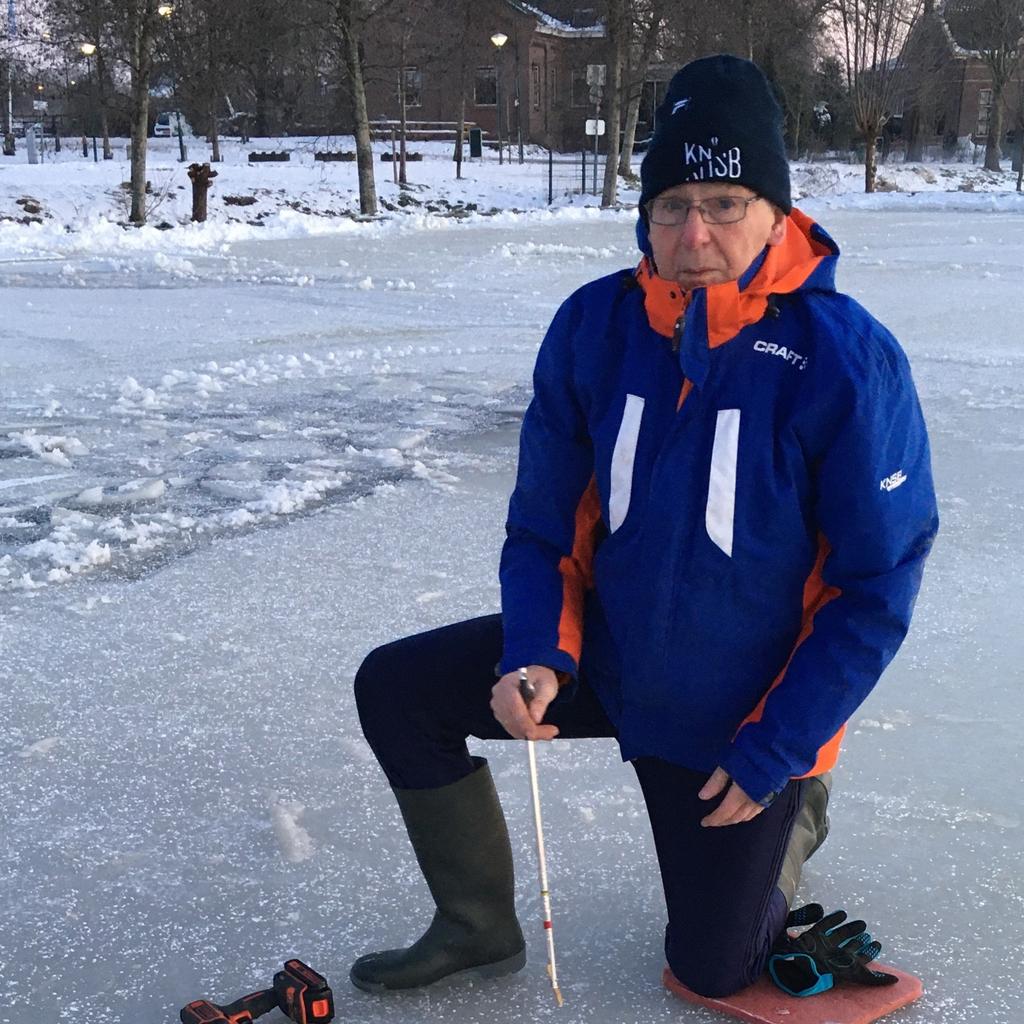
639,55,791,214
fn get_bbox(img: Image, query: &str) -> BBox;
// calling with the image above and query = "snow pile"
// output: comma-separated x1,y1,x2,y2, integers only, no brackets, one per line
4,430,89,467
268,796,316,864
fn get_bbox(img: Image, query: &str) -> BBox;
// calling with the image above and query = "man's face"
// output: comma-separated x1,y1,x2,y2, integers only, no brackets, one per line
647,182,787,290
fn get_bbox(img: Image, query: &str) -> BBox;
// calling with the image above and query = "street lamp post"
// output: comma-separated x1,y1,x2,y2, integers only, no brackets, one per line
80,42,98,162
491,31,507,165
4,0,16,155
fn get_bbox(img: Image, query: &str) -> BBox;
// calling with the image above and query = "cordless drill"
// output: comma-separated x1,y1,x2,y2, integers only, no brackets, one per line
180,959,334,1024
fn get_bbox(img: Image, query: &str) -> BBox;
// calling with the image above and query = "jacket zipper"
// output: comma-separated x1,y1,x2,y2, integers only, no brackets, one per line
671,312,685,353
671,312,693,412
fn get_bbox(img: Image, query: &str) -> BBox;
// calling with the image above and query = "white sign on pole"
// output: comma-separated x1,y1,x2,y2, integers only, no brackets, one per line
585,119,606,137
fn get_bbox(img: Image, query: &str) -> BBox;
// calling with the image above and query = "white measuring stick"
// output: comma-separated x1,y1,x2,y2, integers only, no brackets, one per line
519,667,564,1007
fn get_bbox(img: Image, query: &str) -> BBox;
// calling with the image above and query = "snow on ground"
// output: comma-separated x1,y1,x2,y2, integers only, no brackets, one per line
1,195,1022,1023
0,135,640,245
1,132,1022,247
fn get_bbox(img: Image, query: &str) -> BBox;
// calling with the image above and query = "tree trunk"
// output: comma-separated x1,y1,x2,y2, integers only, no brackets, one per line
188,161,217,222
340,8,377,216
129,7,155,225
617,1,666,177
96,49,113,159
398,65,408,185
1011,123,1019,188
254,61,269,136
618,87,641,177
905,106,923,162
101,108,113,159
207,19,222,163
789,80,805,159
455,92,465,180
864,132,877,193
984,98,1003,172
211,109,222,162
601,0,626,208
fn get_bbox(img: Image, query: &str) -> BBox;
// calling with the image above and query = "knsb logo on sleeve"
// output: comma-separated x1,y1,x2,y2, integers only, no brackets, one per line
880,469,908,492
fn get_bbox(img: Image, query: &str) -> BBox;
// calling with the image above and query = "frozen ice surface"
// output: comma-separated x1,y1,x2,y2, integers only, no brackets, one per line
1,206,1022,1023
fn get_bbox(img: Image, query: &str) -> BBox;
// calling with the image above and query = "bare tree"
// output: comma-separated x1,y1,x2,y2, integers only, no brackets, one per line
1015,71,1024,187
386,1,433,186
81,0,114,157
122,2,174,223
451,0,474,180
160,0,227,161
36,0,115,155
900,2,952,161
329,0,377,215
52,0,173,222
601,0,627,206
832,0,922,191
618,0,668,177
944,0,1024,170
653,0,832,159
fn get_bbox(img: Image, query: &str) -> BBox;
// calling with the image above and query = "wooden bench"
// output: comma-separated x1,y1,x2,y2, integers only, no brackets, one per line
369,120,486,144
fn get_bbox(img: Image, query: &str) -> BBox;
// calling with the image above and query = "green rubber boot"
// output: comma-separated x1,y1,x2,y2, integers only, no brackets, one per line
350,759,526,992
778,772,832,907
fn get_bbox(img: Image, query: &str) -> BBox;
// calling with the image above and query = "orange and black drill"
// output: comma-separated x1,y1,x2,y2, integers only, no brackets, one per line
180,959,334,1024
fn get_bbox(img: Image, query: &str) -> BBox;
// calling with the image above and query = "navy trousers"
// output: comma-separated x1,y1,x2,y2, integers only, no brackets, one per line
354,613,804,998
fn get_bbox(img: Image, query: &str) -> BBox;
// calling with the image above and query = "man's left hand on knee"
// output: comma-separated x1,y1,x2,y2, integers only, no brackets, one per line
698,767,765,827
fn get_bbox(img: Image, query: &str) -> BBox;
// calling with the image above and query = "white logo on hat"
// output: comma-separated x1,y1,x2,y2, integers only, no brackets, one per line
671,98,691,115
683,142,742,181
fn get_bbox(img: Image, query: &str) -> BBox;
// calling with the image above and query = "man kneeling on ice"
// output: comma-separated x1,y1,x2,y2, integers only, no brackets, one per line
351,55,938,1001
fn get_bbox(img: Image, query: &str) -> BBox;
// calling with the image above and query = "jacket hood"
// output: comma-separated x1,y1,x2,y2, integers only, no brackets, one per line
637,208,839,335
635,209,840,388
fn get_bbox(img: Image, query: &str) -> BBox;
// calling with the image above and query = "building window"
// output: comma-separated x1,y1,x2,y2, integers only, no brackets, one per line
531,63,540,110
475,66,497,107
571,69,589,108
976,88,992,136
548,66,557,106
639,79,667,132
402,67,422,108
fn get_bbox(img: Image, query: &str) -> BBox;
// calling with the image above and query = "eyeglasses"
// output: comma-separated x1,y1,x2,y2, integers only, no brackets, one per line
646,194,763,226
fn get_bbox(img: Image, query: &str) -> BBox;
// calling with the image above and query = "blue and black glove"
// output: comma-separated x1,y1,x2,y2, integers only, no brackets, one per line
768,904,898,997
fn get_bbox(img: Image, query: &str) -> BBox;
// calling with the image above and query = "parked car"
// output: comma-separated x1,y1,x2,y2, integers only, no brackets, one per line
14,120,44,138
154,111,190,137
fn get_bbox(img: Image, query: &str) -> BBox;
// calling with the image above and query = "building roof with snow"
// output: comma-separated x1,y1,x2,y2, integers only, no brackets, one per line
502,0,605,38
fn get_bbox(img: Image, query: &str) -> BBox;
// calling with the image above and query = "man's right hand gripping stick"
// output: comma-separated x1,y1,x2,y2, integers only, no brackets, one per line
180,960,334,1024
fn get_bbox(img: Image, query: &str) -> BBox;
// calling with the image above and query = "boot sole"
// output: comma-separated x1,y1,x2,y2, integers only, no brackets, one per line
350,947,527,994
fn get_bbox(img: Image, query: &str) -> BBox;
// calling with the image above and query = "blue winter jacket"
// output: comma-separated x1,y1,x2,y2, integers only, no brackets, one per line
499,210,938,804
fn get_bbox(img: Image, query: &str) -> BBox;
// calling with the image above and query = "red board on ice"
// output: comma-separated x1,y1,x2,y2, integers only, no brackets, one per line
663,965,923,1024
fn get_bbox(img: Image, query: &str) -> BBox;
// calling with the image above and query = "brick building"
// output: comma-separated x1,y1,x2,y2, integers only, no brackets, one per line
357,0,667,153
899,0,1024,154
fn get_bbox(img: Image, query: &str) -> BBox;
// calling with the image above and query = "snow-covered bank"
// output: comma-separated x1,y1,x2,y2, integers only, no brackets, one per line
0,200,637,259
1,132,1022,249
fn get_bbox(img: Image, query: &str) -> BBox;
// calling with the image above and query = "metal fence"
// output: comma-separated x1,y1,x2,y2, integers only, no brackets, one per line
525,150,609,203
